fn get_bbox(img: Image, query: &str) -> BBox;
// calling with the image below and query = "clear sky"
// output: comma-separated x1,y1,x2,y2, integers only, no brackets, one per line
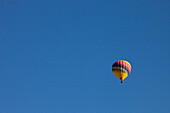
0,0,170,113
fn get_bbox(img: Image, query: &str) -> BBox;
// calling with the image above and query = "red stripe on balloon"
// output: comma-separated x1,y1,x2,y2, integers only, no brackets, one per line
113,61,131,74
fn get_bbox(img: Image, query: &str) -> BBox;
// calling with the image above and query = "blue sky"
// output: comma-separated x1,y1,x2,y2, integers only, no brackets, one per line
0,0,170,113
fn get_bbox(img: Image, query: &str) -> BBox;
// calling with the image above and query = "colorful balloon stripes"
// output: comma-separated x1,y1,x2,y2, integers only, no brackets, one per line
112,60,131,83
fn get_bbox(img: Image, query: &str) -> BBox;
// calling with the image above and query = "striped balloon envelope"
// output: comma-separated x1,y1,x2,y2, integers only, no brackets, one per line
112,60,131,83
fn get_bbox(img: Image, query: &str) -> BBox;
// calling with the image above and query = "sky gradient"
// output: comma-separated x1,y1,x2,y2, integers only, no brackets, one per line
1,0,170,113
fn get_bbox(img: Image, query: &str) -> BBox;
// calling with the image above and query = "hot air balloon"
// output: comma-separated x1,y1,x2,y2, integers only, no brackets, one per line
112,60,131,83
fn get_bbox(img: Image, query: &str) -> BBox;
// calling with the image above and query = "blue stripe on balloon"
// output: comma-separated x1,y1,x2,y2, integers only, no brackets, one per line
112,67,129,74
112,65,130,74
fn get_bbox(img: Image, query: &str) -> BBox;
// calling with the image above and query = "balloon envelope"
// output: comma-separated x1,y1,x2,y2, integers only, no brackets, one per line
112,60,131,83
